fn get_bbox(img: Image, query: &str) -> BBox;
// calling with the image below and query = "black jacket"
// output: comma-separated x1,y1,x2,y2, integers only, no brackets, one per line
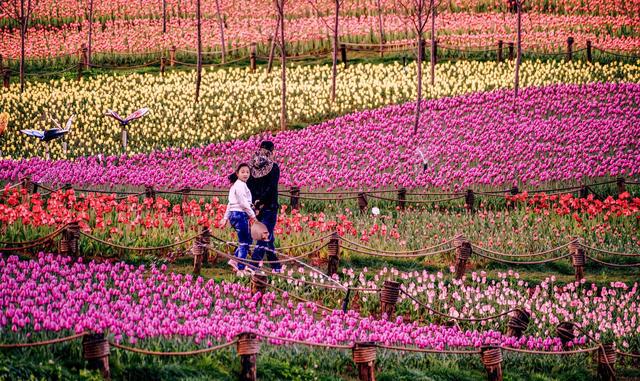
247,163,280,211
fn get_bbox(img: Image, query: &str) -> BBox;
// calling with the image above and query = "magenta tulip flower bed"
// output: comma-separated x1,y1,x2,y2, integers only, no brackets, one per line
2,253,639,353
2,82,638,190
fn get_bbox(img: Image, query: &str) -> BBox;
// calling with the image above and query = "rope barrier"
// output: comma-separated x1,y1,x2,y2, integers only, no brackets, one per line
472,251,572,265
470,240,575,258
88,60,160,70
0,225,67,251
578,243,640,257
79,231,198,251
616,350,640,358
208,242,328,265
0,332,87,348
266,283,335,312
501,346,598,355
109,339,237,356
342,244,455,258
277,232,336,250
0,224,68,247
257,333,352,349
585,255,640,268
377,343,480,355
367,193,465,204
400,289,519,322
339,236,455,255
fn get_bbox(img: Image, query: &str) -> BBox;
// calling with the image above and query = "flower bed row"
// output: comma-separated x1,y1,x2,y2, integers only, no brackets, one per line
2,80,639,188
4,253,634,351
2,12,639,60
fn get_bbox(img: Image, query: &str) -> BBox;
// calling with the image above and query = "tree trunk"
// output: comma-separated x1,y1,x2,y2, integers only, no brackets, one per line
430,0,435,86
195,0,202,102
514,1,522,100
376,0,385,55
162,0,167,33
87,0,94,67
215,0,226,63
278,0,286,131
414,34,423,134
331,0,339,102
267,14,280,73
20,18,25,93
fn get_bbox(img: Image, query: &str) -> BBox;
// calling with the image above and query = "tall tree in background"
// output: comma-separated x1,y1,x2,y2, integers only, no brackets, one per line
396,0,434,134
275,0,286,130
195,0,203,102
85,0,94,66
1,0,41,93
376,0,385,52
162,0,167,33
215,0,227,63
307,0,344,102
429,0,436,86
511,0,524,100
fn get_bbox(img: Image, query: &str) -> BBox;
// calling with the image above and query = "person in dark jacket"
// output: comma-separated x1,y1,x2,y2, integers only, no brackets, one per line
247,140,281,272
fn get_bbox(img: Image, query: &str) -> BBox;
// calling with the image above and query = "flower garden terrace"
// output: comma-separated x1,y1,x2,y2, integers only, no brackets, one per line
2,81,639,192
0,252,640,380
3,60,639,160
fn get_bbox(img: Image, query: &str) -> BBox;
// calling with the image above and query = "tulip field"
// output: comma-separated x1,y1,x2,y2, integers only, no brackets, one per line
2,0,640,380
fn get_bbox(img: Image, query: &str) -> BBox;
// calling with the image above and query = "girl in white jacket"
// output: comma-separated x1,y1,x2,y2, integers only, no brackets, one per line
219,163,256,271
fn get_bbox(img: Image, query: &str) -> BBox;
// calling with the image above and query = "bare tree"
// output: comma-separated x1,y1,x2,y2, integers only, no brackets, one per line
84,0,94,67
511,0,523,100
214,0,227,63
162,0,167,33
275,0,286,130
307,0,343,103
195,0,202,102
376,0,385,53
429,0,435,86
1,0,41,93
396,0,434,134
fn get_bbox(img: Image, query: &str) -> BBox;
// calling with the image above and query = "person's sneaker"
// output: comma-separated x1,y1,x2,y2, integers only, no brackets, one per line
245,266,257,275
271,268,282,274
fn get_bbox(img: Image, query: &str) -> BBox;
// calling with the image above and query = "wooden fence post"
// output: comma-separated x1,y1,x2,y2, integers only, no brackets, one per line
397,188,407,210
327,232,340,276
432,39,438,65
160,57,166,75
2,69,9,89
508,42,514,60
121,127,128,154
199,226,211,265
480,346,503,381
251,273,268,295
506,309,530,338
170,46,176,67
352,342,377,381
357,192,368,213
616,177,626,196
82,333,111,380
76,60,83,81
556,322,575,348
586,40,592,63
64,221,80,256
289,186,300,211
380,280,400,320
497,40,503,63
341,44,347,68
250,43,257,72
237,332,260,381
192,240,203,275
465,189,475,213
81,44,89,70
145,186,156,200
598,343,616,381
566,37,574,62
454,236,471,280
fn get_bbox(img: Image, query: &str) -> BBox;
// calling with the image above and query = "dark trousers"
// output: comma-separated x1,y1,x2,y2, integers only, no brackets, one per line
250,208,280,270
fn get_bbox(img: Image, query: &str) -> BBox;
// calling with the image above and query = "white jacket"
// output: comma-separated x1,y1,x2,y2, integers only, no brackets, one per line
222,180,256,220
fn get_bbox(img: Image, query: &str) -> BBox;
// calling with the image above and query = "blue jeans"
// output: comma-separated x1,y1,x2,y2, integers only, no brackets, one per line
228,211,252,270
251,209,280,270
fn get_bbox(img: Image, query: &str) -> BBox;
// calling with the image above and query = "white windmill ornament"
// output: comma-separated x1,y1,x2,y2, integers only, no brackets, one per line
104,107,149,153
